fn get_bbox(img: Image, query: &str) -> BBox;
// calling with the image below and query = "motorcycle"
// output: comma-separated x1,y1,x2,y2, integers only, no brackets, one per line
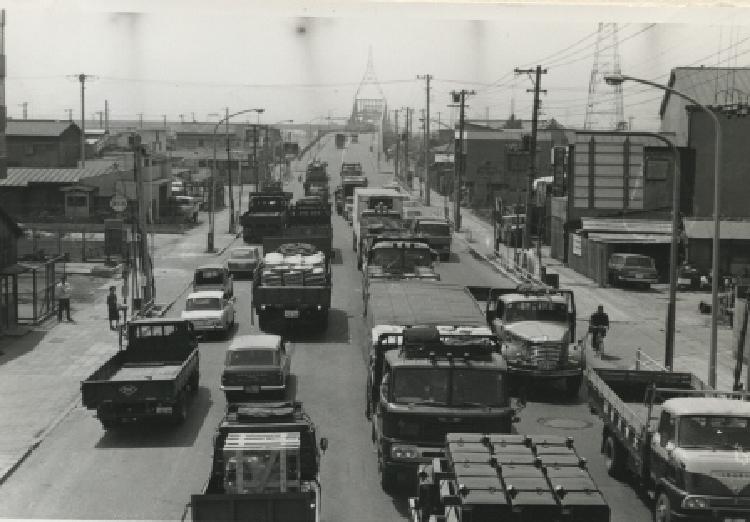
589,325,607,356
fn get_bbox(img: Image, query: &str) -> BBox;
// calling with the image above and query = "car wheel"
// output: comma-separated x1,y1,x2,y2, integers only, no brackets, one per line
653,491,672,522
605,435,624,478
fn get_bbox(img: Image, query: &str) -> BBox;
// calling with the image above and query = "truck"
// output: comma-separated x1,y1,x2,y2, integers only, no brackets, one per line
81,319,200,430
190,401,328,522
351,187,408,256
335,133,346,149
469,283,582,396
409,433,610,522
335,168,368,215
252,241,332,333
263,197,333,260
356,211,409,269
410,217,452,261
587,367,750,522
303,161,329,203
362,234,440,284
239,189,293,244
364,280,518,494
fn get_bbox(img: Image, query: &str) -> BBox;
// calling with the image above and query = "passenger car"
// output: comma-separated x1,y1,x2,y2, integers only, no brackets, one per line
225,246,260,278
220,334,291,400
607,253,659,288
181,291,235,337
193,264,233,297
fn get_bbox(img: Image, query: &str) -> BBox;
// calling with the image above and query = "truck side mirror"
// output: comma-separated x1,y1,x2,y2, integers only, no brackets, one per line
320,437,328,453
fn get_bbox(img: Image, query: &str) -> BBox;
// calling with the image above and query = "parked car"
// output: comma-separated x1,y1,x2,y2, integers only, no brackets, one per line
172,195,200,223
181,291,235,337
193,264,233,297
607,253,659,289
225,246,260,278
220,334,291,400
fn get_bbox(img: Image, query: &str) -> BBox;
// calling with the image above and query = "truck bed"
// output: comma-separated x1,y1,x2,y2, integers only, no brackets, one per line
191,491,318,522
253,285,331,307
110,363,185,381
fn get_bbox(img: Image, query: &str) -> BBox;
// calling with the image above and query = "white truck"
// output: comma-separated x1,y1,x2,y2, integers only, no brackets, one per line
351,187,408,256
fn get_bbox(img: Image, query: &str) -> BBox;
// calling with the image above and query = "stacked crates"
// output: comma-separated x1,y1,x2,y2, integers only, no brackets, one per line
222,432,301,494
260,247,326,287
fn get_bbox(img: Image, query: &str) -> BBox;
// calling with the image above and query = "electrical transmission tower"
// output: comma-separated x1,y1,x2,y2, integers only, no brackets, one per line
584,23,626,130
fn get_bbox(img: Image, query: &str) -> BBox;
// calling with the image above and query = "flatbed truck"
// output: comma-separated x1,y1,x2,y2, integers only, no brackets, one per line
587,367,750,521
81,319,199,429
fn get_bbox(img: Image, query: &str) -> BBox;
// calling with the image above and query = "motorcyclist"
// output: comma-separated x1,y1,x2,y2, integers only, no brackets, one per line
589,305,610,352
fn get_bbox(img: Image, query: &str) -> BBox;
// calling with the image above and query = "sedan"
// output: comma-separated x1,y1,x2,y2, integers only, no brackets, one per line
181,291,235,338
225,246,260,278
220,334,291,400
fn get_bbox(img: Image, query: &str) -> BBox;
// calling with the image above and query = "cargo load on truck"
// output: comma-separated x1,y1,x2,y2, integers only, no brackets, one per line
587,367,750,522
253,242,332,333
263,197,333,260
81,319,200,430
409,433,610,522
190,401,327,522
239,190,293,244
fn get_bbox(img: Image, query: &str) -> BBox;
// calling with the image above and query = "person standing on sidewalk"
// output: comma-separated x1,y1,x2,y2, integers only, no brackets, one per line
107,286,119,330
55,275,73,322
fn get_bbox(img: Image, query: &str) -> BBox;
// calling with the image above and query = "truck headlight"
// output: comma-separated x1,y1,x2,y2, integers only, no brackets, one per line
391,445,419,459
682,496,709,510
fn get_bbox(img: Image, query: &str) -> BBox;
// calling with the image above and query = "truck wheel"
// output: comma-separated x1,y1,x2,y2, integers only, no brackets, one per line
100,418,117,431
604,435,624,478
379,457,396,493
318,310,329,332
565,376,582,398
653,491,672,522
257,310,268,332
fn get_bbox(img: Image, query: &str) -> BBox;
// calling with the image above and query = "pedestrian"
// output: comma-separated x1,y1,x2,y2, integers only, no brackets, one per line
107,286,119,330
55,275,73,322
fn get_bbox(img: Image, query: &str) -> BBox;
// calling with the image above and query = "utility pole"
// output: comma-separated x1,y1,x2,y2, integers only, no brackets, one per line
264,125,269,183
402,107,411,190
96,111,103,128
131,134,153,307
418,74,433,205
138,113,143,129
163,114,167,129
65,108,73,121
226,107,235,233
514,65,547,250
191,112,196,123
450,89,475,231
19,102,27,119
179,114,185,124
78,73,91,167
104,100,109,133
393,109,400,180
252,125,259,192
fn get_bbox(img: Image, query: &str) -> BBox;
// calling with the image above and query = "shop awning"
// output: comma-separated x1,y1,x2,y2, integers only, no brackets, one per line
684,220,750,240
581,217,672,235
587,233,672,244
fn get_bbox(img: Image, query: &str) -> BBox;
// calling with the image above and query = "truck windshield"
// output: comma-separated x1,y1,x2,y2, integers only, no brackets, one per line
186,297,222,311
679,415,750,449
370,248,431,271
392,368,504,407
625,256,654,268
419,224,450,236
505,301,568,323
226,349,277,366
195,270,224,285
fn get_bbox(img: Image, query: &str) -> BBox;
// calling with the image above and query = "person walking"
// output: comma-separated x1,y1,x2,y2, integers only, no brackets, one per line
107,286,119,330
55,275,73,322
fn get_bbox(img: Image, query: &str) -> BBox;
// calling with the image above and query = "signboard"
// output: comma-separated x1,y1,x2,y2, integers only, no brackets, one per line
110,195,128,212
572,234,582,256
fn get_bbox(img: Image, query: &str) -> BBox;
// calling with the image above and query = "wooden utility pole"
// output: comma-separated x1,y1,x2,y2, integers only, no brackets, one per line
514,65,547,249
403,107,411,189
252,125,259,192
226,107,235,233
450,89,475,231
393,109,400,180
418,74,433,205
78,74,89,167
104,100,109,133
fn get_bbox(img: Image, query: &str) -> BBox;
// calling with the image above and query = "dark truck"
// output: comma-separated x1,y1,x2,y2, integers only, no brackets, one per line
253,241,332,333
239,190,293,244
303,161,329,204
335,166,368,215
410,217,452,261
409,433,610,522
469,284,582,396
81,319,199,429
587,367,750,522
191,401,327,522
362,234,440,285
367,326,517,495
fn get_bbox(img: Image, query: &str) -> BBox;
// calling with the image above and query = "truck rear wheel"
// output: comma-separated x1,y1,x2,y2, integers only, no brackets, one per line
604,435,624,478
257,310,268,331
100,418,117,431
379,458,396,493
653,491,672,522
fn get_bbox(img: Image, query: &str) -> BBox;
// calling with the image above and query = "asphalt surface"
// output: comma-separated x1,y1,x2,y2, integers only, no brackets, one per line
0,133,651,521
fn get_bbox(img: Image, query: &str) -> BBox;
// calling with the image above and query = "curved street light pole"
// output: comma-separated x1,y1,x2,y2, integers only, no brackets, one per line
207,107,264,252
606,73,722,387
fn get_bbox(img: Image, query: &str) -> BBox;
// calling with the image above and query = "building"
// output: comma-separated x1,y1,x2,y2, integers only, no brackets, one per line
0,206,23,334
5,120,81,168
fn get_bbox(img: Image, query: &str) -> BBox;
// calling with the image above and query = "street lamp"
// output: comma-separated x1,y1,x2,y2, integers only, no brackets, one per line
605,73,722,387
207,107,264,252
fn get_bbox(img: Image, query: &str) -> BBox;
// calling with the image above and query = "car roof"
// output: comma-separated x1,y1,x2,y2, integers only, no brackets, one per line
664,397,750,417
231,246,259,253
187,290,225,299
196,263,224,270
229,334,283,351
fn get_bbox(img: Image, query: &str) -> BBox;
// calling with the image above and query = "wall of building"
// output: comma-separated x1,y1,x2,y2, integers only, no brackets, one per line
7,127,81,168
0,185,66,219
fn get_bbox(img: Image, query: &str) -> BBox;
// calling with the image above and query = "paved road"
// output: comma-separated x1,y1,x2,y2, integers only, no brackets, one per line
0,132,650,521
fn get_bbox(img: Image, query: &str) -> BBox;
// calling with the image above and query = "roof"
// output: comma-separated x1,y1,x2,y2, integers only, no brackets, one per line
229,334,282,351
580,218,672,235
5,120,79,137
685,219,750,240
663,397,750,417
587,233,672,244
659,67,750,118
187,290,225,300
196,263,225,270
0,166,115,187
502,293,567,305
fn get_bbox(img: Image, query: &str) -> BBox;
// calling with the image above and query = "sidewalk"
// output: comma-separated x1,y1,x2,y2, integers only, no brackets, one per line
0,209,237,484
387,166,737,390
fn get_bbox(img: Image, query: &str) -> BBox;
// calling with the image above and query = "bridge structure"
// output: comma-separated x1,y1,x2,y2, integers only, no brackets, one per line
348,48,388,141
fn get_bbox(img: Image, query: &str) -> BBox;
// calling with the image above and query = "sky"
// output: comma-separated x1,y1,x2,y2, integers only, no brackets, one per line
4,0,750,131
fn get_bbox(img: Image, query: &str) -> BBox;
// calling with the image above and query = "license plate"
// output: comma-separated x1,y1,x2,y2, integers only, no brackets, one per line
155,406,173,415
244,385,260,394
284,310,300,318
538,361,556,370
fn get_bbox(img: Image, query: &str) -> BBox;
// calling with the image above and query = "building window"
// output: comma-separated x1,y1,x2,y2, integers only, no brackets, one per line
24,144,35,156
198,139,205,147
67,195,88,207
646,158,669,181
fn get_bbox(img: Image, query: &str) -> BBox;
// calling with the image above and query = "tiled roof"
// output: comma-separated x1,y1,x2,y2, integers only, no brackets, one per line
0,166,114,187
659,67,750,117
6,120,80,137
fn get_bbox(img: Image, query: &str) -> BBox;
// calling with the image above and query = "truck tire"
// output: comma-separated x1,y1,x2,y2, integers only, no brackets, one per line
379,457,396,493
604,435,624,478
257,310,269,332
565,375,582,398
653,491,672,522
100,418,117,431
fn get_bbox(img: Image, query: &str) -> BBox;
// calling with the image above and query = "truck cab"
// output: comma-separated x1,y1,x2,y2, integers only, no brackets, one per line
366,326,515,494
239,192,293,244
410,217,452,261
193,264,234,298
363,238,439,283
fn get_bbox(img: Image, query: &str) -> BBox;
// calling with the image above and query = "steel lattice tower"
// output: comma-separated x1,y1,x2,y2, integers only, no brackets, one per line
584,23,627,130
350,47,387,130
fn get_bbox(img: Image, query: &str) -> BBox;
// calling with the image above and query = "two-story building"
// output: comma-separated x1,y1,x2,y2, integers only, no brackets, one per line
5,120,81,168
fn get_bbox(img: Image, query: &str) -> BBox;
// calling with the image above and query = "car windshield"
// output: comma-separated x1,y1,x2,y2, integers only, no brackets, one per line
231,248,257,259
419,223,450,236
504,301,568,323
625,256,654,268
226,349,277,366
391,368,504,407
185,297,222,311
679,415,750,449
195,269,224,285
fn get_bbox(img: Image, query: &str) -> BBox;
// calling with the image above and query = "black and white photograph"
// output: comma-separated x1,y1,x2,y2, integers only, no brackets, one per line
2,1,750,521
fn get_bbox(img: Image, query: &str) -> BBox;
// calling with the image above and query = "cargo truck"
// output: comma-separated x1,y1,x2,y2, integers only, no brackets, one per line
587,367,750,522
252,241,332,333
303,161,329,201
335,171,368,215
362,235,439,285
262,197,333,260
352,187,408,255
410,217,452,261
239,190,293,244
469,283,583,396
409,433,610,522
190,401,328,522
81,319,199,429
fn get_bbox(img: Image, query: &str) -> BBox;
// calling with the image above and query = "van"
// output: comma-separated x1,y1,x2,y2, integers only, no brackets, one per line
607,253,659,289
